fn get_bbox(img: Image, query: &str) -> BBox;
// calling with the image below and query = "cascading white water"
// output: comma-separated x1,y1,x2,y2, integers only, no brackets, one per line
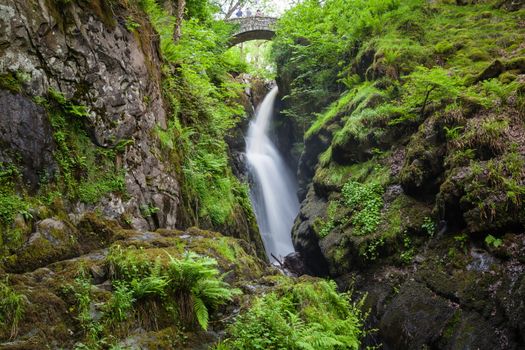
246,86,299,261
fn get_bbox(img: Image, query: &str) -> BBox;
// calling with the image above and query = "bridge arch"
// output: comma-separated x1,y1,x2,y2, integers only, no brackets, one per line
226,17,277,46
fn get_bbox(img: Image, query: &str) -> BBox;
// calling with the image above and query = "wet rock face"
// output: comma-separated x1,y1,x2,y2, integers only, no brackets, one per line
379,281,456,348
0,90,56,188
0,0,179,229
291,185,330,276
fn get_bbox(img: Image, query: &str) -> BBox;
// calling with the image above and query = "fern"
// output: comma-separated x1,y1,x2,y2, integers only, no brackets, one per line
130,276,168,299
166,252,239,329
219,279,364,349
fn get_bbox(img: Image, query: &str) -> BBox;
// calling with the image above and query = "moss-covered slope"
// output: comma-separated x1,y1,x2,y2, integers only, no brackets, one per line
274,0,525,348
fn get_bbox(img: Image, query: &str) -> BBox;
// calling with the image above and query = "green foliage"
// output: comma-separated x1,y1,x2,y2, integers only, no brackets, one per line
421,217,436,236
273,0,427,128
454,233,468,252
140,0,252,226
0,192,28,227
140,204,160,218
70,269,102,345
166,252,239,330
107,245,154,281
228,40,275,79
402,66,461,114
361,236,385,262
485,234,502,248
0,278,25,339
43,89,126,204
275,0,524,143
78,174,126,204
316,201,340,239
107,246,238,331
124,16,140,32
105,282,135,323
399,233,414,264
218,279,364,350
0,163,31,256
342,181,384,236
0,71,29,94
444,126,463,140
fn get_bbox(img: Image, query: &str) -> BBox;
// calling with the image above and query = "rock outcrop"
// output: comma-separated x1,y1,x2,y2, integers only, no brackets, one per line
1,0,178,229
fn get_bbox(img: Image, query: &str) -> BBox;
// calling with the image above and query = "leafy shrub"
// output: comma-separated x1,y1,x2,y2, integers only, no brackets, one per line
105,282,135,323
107,247,238,331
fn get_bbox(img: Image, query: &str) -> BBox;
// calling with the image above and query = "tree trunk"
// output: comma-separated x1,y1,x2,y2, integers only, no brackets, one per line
174,0,186,42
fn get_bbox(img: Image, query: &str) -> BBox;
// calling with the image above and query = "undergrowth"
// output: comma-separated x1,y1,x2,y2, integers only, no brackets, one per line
216,278,365,350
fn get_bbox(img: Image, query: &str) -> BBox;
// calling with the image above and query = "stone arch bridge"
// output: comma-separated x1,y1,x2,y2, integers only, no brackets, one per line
226,16,277,46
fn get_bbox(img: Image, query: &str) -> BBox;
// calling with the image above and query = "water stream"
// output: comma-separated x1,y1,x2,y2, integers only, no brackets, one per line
246,86,300,262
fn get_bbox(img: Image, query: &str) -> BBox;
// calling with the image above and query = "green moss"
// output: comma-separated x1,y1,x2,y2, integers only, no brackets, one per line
0,72,26,94
381,195,432,238
313,162,353,191
305,89,356,139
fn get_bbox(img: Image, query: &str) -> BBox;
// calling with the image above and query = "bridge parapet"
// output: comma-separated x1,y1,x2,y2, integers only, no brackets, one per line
226,16,277,46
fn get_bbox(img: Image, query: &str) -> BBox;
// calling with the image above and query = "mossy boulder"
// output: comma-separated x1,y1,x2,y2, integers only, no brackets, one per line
5,218,81,273
379,281,456,348
399,116,446,195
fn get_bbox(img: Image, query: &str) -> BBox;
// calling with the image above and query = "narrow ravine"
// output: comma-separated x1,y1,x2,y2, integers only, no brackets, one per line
246,86,299,262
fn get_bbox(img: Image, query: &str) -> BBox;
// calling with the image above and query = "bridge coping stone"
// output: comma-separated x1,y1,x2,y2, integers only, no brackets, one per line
226,16,277,37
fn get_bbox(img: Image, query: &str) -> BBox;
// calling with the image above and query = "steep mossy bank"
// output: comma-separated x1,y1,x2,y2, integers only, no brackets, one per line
273,0,525,348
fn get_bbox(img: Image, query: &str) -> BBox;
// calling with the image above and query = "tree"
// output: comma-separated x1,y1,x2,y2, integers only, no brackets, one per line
211,0,273,19
174,0,186,41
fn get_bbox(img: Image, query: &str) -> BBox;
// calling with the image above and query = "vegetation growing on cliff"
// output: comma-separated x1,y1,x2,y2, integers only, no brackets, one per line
275,0,525,250
274,1,525,347
139,0,256,229
217,278,365,350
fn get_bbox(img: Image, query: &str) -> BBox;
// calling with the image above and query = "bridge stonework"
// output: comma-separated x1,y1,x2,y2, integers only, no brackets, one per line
226,17,277,46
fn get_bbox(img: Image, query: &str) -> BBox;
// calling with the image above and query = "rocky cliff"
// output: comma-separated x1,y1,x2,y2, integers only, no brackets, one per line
0,0,265,249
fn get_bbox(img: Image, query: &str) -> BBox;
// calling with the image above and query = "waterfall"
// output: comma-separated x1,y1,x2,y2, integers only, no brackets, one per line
246,86,299,262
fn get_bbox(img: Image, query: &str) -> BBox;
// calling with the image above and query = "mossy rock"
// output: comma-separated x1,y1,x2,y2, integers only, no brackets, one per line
77,212,132,253
5,218,81,273
379,281,456,349
380,193,433,238
398,118,446,195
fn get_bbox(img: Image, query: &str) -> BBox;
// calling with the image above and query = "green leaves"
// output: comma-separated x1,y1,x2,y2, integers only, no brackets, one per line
218,279,364,350
193,296,209,330
402,66,462,114
107,247,238,332
485,234,503,248
342,181,384,236
166,252,239,330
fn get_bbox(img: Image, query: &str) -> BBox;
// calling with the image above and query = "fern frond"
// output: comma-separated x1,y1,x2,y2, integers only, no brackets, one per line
193,296,209,330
